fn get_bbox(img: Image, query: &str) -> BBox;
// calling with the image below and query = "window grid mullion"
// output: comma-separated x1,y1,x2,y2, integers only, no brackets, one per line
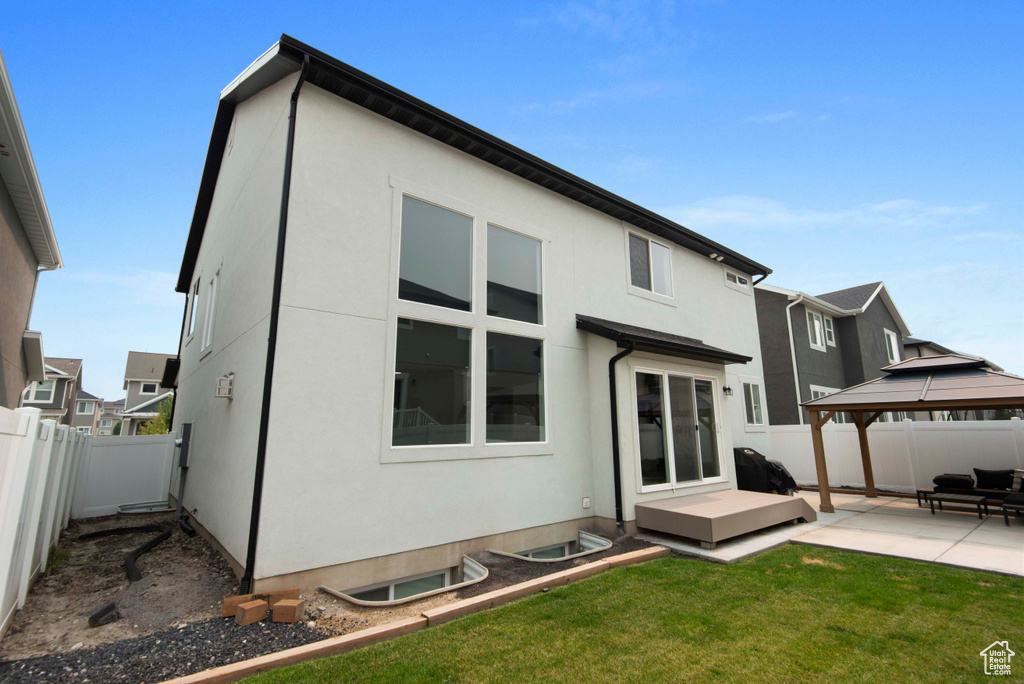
662,371,677,485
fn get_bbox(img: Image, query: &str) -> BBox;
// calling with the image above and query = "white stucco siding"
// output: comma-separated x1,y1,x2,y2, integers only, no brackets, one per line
171,74,295,566
251,82,768,577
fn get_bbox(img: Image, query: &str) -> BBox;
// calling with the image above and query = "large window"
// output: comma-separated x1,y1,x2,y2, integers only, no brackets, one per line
388,189,548,457
392,319,471,446
743,383,764,426
807,310,826,352
635,370,721,489
28,380,54,402
884,329,900,363
486,333,544,443
398,196,473,311
487,225,542,324
628,233,672,297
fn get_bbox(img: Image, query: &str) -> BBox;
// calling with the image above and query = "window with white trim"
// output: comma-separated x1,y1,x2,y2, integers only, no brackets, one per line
76,401,94,415
807,310,826,352
824,315,836,346
634,369,721,490
389,191,547,453
349,569,450,602
201,271,219,351
187,279,199,337
809,385,847,424
100,419,112,427
28,380,55,402
628,233,672,297
140,382,158,395
884,329,900,363
77,427,92,435
743,383,764,426
724,269,751,293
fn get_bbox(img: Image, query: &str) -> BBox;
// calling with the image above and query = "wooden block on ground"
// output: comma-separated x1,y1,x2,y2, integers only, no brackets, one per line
604,546,669,568
235,599,268,626
222,588,300,617
272,598,304,623
222,593,255,618
266,588,300,608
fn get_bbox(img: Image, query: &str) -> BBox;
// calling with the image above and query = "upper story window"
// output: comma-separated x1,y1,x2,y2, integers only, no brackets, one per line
824,315,836,346
628,233,672,297
201,271,219,352
807,310,826,352
724,269,750,293
389,189,547,456
487,224,542,325
187,279,199,337
743,383,764,426
28,380,55,402
76,401,94,415
398,196,473,312
884,329,900,363
140,382,158,395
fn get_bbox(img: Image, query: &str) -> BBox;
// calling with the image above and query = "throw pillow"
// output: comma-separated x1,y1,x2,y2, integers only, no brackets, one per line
1013,469,1024,493
933,474,975,489
973,468,1014,491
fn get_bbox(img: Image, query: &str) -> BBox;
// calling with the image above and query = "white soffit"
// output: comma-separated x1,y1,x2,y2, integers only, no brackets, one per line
0,49,61,269
22,330,44,382
220,42,300,106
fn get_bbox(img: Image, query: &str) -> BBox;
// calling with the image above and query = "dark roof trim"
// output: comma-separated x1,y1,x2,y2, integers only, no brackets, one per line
576,314,751,365
177,35,771,292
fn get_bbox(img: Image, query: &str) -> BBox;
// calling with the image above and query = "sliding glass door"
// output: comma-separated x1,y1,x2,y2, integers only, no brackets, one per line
635,370,721,489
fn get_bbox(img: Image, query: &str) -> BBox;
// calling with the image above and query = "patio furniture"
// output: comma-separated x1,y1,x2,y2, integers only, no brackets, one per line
928,492,989,520
915,488,933,507
931,471,1019,502
1001,492,1024,526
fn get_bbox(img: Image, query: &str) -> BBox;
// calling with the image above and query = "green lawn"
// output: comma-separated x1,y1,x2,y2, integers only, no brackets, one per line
248,546,1023,683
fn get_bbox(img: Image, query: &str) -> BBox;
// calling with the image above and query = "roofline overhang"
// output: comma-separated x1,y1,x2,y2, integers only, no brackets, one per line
576,315,752,365
756,281,912,338
0,50,62,270
123,391,174,415
22,330,44,382
176,35,771,293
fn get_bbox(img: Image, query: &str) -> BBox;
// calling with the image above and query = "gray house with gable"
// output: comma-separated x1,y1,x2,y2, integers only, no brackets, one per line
754,281,912,425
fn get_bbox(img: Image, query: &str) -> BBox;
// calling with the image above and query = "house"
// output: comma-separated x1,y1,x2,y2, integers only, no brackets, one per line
70,388,102,435
98,398,123,435
120,351,175,435
754,281,911,425
20,357,82,425
0,47,62,409
171,36,777,595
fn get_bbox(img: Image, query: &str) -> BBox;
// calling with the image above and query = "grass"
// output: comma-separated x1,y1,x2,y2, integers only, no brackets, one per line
247,546,1023,683
46,546,70,573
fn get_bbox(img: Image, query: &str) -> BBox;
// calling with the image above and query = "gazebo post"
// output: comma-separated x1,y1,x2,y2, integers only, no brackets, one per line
809,410,834,513
853,410,877,498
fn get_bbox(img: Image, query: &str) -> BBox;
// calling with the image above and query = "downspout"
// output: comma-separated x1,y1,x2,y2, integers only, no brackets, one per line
785,294,805,425
608,341,635,535
239,54,310,595
168,293,189,429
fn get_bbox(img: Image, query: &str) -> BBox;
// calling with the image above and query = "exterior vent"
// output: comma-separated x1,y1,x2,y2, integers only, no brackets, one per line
215,373,234,399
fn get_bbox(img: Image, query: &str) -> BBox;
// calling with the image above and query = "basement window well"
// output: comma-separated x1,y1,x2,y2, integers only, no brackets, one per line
319,556,489,607
488,531,612,563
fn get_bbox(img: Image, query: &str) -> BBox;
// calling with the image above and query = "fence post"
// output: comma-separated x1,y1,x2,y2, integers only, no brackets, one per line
36,421,62,573
63,433,86,529
69,434,92,521
16,420,55,608
51,427,75,542
0,409,39,626
48,427,70,547
902,419,921,490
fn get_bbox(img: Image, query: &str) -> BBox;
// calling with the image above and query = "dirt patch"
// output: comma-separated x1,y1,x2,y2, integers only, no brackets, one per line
0,511,236,661
306,533,654,636
801,556,845,570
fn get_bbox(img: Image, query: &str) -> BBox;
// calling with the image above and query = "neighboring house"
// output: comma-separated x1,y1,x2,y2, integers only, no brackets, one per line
70,388,102,435
0,47,63,409
98,398,124,435
903,337,1018,421
120,351,175,435
20,357,82,426
171,36,775,595
754,281,911,425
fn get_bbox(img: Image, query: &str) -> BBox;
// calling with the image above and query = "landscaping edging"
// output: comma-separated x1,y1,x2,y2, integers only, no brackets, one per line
160,546,669,684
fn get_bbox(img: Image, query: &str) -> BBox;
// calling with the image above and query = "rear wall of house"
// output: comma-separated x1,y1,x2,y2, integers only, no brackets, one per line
249,82,769,584
0,177,38,409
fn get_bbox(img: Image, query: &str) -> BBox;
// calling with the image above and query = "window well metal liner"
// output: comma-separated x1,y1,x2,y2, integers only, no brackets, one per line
318,556,489,608
487,531,612,563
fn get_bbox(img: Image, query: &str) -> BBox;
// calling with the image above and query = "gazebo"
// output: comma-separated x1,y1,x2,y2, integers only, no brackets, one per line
801,354,1024,512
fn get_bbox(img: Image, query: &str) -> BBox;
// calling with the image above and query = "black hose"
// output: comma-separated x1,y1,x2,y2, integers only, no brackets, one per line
80,524,172,582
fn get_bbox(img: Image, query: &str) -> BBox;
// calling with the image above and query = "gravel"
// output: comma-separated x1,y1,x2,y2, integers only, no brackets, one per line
0,617,323,683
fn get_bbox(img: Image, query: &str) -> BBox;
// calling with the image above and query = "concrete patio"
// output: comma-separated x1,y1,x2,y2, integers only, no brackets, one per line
637,491,1024,576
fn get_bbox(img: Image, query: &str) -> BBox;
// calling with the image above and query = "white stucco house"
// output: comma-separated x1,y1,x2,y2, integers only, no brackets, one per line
171,36,779,596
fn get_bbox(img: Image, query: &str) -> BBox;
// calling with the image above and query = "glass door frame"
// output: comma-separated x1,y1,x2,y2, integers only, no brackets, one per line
630,363,728,494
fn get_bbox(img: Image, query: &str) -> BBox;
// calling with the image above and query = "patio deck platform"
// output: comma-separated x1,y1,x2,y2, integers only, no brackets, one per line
634,489,817,549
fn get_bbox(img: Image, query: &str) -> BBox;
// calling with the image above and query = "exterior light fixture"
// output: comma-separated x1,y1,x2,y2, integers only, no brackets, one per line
716,255,725,262
723,386,734,396
708,253,718,259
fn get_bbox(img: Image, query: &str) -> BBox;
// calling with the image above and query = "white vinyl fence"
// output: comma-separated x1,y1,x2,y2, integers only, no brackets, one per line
72,434,176,519
770,417,1024,493
0,407,89,639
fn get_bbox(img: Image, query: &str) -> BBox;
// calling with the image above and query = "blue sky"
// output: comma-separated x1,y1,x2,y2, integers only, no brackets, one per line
4,1,1022,400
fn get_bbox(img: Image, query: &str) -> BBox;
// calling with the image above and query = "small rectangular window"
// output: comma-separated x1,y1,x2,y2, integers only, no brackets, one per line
201,272,219,351
29,380,54,402
824,316,836,346
628,233,672,296
398,196,473,311
486,332,544,443
76,401,93,415
743,383,764,426
884,329,900,363
724,270,750,292
141,383,158,395
487,224,542,324
807,310,826,351
100,419,112,427
393,318,471,446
